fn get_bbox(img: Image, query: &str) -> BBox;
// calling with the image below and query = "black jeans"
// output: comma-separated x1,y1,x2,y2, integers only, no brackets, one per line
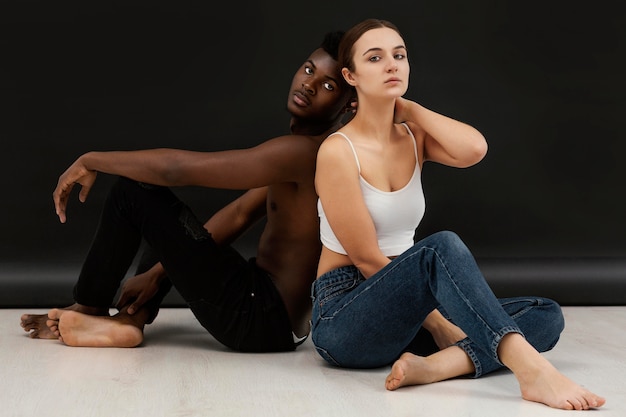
73,176,295,352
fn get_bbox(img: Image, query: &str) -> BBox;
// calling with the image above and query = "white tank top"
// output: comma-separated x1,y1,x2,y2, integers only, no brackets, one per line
318,123,425,257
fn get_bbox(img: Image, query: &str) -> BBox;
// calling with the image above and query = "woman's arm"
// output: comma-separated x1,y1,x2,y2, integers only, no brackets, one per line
394,98,488,168
315,136,390,278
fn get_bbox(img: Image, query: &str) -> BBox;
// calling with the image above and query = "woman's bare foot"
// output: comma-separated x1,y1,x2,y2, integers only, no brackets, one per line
422,310,467,350
500,333,606,410
47,309,144,348
386,353,434,390
518,362,606,410
20,303,109,339
386,346,475,391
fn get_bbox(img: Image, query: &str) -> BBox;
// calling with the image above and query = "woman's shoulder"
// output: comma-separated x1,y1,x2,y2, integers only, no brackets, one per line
395,121,426,166
396,121,423,138
397,121,426,149
321,130,350,147
318,131,355,159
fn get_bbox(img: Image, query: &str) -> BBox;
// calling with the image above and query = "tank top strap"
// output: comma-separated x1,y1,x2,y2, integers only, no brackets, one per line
329,131,361,173
400,122,418,161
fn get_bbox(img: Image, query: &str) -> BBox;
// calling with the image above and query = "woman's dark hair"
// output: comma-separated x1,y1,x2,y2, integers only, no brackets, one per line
320,30,345,61
338,19,401,72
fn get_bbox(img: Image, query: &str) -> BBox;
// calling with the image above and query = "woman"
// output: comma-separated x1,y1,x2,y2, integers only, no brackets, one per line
311,18,605,411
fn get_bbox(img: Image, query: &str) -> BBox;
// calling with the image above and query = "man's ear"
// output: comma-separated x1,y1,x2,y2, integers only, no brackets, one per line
342,68,356,86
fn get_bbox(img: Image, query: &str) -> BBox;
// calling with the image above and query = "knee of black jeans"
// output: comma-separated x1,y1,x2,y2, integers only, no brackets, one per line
178,206,211,241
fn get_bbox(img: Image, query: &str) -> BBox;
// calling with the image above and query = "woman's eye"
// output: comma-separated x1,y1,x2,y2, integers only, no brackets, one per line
305,67,313,75
369,56,381,62
323,82,334,91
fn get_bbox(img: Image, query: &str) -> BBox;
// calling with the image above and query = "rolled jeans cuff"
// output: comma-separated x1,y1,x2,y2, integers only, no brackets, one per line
456,326,524,378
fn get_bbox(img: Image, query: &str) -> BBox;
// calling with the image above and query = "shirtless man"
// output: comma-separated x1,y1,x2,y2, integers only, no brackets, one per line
20,31,356,351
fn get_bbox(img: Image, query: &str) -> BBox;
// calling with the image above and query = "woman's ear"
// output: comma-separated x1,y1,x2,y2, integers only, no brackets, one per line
342,68,357,86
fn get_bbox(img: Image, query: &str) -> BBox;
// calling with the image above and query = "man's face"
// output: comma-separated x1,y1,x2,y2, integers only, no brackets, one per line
287,48,350,122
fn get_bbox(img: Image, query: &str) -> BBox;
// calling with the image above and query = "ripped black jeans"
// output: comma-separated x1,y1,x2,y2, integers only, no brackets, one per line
72,176,295,352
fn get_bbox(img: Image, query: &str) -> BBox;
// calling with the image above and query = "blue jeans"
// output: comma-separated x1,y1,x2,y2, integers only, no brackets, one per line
310,231,564,376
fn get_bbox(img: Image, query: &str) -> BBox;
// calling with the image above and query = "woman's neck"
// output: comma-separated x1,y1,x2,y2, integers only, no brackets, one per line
346,98,397,141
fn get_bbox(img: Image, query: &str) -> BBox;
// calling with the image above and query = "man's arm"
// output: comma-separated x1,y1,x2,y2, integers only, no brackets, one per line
204,187,268,246
53,135,314,223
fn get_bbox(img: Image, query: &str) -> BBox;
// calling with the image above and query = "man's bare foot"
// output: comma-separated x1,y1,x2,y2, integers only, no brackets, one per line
20,314,57,339
20,303,109,339
47,309,144,348
386,347,475,391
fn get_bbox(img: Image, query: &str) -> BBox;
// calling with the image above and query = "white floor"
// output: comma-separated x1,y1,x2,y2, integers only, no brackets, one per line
2,307,624,417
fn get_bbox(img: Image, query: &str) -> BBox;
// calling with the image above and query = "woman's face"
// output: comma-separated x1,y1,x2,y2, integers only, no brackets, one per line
344,27,409,99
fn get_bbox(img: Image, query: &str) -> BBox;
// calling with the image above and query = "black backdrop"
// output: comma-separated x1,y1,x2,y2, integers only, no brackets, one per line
1,1,625,304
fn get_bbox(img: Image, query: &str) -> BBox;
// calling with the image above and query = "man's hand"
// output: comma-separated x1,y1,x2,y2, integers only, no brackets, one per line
116,264,165,315
52,156,98,223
